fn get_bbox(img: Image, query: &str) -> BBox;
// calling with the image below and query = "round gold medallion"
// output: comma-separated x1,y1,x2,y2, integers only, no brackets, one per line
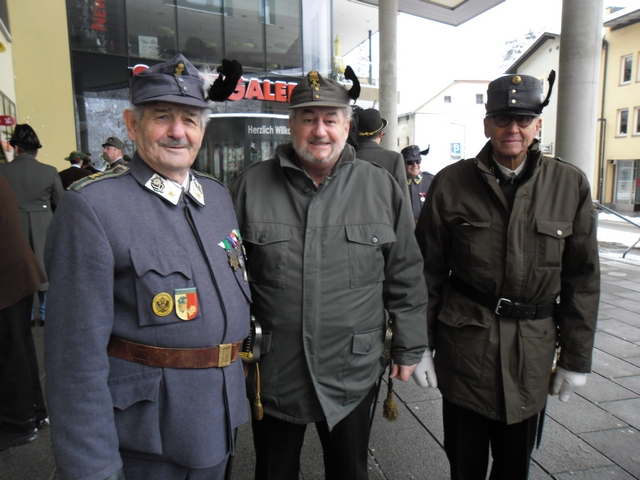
511,75,522,85
152,292,173,317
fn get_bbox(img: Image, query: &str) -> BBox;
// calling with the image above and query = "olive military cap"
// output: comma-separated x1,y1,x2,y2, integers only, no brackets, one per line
485,70,556,117
65,151,86,162
102,136,125,151
289,68,360,109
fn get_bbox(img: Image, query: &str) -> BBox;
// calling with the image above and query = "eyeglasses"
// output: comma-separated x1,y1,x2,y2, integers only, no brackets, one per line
406,161,421,166
491,114,536,128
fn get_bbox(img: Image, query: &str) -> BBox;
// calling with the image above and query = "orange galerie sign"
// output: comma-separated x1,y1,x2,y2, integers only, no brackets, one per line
228,77,297,103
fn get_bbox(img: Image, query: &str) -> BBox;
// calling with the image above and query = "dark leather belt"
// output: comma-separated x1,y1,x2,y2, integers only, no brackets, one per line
107,336,242,369
449,276,557,320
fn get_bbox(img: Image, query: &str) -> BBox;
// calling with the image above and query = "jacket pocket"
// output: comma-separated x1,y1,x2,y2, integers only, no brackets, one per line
451,220,492,270
344,327,385,403
519,317,557,389
109,370,163,455
242,223,291,289
436,286,493,382
536,220,573,269
346,224,396,288
130,245,197,326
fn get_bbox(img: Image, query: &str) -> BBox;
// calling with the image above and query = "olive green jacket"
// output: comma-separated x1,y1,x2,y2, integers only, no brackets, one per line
416,140,600,425
231,143,427,429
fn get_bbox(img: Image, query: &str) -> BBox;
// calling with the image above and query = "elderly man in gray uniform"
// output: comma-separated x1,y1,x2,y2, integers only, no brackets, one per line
231,71,428,480
415,71,600,479
44,54,249,480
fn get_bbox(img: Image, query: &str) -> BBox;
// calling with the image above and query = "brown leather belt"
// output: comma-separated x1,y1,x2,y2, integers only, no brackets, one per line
107,336,242,369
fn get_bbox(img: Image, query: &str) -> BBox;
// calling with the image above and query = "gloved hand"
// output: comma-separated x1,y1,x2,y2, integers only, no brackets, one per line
411,348,438,388
551,367,587,402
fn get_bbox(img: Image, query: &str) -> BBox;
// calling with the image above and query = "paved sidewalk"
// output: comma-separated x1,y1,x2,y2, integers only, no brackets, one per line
2,251,640,479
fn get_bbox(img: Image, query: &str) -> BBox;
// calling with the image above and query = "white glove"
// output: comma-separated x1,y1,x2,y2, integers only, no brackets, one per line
551,367,587,402
411,348,438,388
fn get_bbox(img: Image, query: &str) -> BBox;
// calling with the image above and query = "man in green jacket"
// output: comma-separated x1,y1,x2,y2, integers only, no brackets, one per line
415,72,600,479
231,71,429,480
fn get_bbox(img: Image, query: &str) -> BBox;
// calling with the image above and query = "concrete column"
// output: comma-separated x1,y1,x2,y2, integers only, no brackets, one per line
555,0,603,189
379,0,398,151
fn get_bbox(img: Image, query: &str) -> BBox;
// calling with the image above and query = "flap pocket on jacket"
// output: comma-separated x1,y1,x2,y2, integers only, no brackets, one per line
352,327,384,355
346,224,396,288
130,246,198,326
242,223,291,289
451,219,492,270
437,284,493,331
535,220,573,269
109,370,162,411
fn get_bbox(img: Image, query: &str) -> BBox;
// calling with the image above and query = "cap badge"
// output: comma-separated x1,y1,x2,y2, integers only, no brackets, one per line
174,61,185,76
511,76,522,85
308,71,321,88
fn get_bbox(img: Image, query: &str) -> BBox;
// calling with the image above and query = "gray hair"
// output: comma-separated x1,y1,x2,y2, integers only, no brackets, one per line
125,103,212,129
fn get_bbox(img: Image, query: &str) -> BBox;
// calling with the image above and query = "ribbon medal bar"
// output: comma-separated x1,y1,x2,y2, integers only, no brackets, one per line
219,229,248,283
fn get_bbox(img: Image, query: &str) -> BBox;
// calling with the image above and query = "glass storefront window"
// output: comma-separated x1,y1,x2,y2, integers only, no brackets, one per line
127,0,177,60
67,0,127,55
224,0,265,72
302,0,331,76
265,0,302,73
176,0,224,64
614,160,635,204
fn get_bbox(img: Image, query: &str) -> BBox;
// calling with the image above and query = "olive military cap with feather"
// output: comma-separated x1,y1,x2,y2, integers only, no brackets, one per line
130,54,242,107
289,66,360,109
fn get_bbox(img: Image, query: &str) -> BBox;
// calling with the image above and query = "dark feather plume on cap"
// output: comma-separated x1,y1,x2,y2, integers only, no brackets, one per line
538,70,556,113
344,66,360,102
207,59,243,102
9,124,42,150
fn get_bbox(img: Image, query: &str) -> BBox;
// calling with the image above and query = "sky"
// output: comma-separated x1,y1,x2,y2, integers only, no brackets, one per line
395,0,640,113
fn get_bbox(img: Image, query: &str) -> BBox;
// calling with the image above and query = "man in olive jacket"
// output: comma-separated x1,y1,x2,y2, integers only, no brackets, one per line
231,71,428,480
415,72,600,479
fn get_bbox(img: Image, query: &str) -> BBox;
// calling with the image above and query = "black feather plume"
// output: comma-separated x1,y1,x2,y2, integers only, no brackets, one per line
539,69,556,113
207,59,243,102
344,65,361,102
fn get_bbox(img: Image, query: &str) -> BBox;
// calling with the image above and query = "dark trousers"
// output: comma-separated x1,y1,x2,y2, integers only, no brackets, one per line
252,385,376,480
0,295,46,427
443,398,538,480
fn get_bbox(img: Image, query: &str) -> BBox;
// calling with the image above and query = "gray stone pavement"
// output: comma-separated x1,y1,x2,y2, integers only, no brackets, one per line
2,250,640,480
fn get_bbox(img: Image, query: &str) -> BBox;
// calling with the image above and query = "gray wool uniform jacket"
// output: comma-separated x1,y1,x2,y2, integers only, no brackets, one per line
44,155,251,480
231,142,427,429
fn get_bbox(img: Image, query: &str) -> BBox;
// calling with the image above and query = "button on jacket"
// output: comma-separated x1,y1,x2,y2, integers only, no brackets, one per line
44,155,251,480
416,140,600,425
231,142,427,429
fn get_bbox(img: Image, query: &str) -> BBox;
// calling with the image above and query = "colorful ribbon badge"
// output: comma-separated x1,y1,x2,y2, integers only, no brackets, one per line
175,287,198,321
219,229,247,283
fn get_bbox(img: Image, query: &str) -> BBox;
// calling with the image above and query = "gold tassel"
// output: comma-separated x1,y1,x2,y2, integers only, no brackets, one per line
383,375,398,421
252,363,264,420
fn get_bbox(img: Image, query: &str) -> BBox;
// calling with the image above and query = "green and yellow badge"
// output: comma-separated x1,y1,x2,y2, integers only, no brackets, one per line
175,288,198,321
153,292,173,317
174,60,185,76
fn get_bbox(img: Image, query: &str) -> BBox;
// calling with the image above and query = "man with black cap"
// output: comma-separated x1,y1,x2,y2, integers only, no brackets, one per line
45,54,248,480
59,151,92,189
401,144,433,223
231,70,427,480
414,71,600,479
102,136,126,169
355,108,408,191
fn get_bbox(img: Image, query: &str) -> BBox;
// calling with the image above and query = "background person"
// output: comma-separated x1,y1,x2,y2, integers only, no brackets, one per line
59,151,92,189
101,136,126,169
414,72,600,480
401,144,433,223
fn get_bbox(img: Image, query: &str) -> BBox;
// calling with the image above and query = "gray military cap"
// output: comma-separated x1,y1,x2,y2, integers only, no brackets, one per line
130,54,209,108
485,70,556,117
102,136,125,151
289,68,360,109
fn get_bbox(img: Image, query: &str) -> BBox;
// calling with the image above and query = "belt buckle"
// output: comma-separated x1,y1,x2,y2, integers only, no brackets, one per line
495,297,512,315
218,344,232,367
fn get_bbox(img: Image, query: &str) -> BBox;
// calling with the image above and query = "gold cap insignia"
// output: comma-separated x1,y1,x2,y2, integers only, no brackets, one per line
153,292,173,317
308,71,320,88
511,75,522,85
174,61,185,76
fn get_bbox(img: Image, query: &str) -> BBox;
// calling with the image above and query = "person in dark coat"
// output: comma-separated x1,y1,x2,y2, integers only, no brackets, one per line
401,145,434,223
82,152,101,174
355,108,409,191
59,151,92,189
0,124,63,324
45,54,249,480
0,175,48,452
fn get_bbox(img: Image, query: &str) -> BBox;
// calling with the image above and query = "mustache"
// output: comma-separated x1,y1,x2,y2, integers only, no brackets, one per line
158,139,191,148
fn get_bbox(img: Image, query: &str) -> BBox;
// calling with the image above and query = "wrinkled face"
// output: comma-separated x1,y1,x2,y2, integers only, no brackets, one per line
290,107,349,167
484,114,541,166
124,102,205,183
102,145,121,163
405,160,421,179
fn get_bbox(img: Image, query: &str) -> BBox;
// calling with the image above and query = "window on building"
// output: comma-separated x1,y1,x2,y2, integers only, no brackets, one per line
621,55,633,84
618,108,629,136
444,96,451,103
635,107,640,135
476,93,483,104
0,0,9,37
